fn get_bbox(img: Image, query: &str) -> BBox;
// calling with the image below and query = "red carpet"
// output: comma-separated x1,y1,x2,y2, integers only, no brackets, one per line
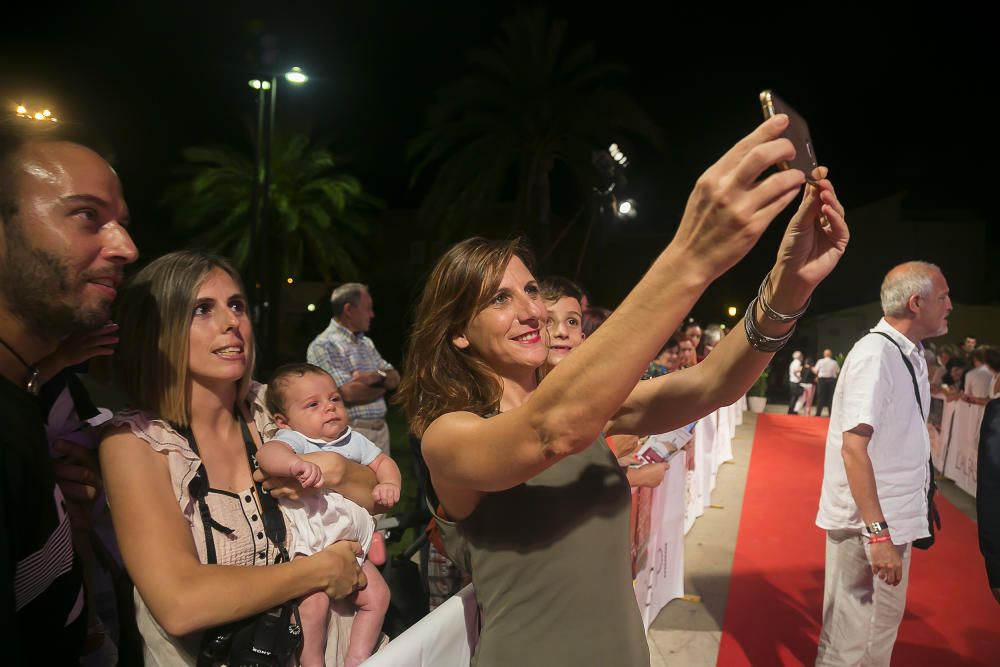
717,413,999,666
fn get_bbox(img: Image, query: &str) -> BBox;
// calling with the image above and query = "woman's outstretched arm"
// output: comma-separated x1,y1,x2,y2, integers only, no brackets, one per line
424,115,815,498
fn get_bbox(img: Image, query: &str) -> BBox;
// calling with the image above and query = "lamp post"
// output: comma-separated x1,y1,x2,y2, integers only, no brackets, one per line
576,143,634,291
246,67,308,362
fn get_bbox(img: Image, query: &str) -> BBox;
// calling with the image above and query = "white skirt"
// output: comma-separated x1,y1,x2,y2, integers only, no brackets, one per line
280,492,374,564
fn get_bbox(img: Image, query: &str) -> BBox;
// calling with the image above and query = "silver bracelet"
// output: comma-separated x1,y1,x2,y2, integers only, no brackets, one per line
758,274,810,323
744,296,796,353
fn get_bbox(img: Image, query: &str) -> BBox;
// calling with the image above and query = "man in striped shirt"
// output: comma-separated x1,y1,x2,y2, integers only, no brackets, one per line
1,125,138,664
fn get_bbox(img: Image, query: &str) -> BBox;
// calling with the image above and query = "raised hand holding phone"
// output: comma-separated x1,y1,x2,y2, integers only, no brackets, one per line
760,90,819,184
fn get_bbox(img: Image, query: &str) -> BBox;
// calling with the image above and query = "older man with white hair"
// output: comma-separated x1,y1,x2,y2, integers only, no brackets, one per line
815,261,952,666
307,283,400,455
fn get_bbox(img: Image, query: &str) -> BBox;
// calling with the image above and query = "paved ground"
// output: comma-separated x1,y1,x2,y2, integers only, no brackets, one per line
645,408,759,666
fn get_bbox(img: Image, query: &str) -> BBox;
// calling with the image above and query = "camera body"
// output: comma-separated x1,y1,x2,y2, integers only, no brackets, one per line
197,605,302,667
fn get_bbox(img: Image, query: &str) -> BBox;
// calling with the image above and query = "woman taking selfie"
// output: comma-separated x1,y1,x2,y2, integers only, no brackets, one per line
398,115,848,664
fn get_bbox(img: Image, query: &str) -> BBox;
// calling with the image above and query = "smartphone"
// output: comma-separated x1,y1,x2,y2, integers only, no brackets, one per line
759,90,818,184
636,440,681,466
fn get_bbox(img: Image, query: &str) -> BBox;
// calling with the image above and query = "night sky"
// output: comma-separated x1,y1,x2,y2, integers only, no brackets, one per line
3,3,994,360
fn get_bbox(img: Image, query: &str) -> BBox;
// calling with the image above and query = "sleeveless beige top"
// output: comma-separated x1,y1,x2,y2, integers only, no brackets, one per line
110,382,360,665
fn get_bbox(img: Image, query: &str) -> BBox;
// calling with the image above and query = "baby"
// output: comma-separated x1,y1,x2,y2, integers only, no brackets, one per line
258,363,402,667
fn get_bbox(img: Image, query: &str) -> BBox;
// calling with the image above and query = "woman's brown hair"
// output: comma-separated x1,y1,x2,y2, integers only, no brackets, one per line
396,237,534,437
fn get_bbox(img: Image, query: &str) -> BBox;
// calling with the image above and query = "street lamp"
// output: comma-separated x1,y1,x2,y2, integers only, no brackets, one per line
285,67,308,84
614,198,637,220
727,306,738,317
608,143,628,167
576,142,633,285
246,66,308,359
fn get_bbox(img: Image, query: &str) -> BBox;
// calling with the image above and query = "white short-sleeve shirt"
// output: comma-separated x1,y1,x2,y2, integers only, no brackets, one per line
789,358,802,383
814,357,840,379
815,318,931,545
965,365,996,399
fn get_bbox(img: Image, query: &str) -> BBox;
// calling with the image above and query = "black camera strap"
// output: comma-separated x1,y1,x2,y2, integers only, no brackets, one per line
178,411,290,566
868,330,941,546
180,411,305,667
868,331,924,421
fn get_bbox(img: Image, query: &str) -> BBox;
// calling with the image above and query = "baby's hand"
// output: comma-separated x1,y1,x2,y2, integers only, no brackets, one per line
291,460,324,488
372,483,400,507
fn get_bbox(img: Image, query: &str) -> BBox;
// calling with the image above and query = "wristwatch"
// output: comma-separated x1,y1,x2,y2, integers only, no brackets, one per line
864,520,889,536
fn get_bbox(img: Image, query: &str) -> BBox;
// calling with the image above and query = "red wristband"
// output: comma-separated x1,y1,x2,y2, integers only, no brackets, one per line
867,534,892,544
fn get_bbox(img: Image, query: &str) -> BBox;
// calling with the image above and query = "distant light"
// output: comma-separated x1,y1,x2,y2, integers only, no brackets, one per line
16,105,26,114
50,117,58,123
285,66,308,84
615,198,637,220
249,79,262,90
261,80,271,90
727,306,738,317
608,142,628,167
307,303,317,312
720,324,727,330
286,277,294,284
42,109,51,117
33,112,44,120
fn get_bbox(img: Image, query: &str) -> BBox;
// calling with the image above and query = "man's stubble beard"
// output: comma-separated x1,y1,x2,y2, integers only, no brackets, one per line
0,222,111,337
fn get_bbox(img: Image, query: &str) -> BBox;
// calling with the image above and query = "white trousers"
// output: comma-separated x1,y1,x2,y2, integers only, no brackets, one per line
816,529,911,666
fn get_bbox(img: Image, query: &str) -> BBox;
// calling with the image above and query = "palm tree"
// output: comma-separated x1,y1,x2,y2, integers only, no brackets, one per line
163,134,382,286
408,7,663,262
